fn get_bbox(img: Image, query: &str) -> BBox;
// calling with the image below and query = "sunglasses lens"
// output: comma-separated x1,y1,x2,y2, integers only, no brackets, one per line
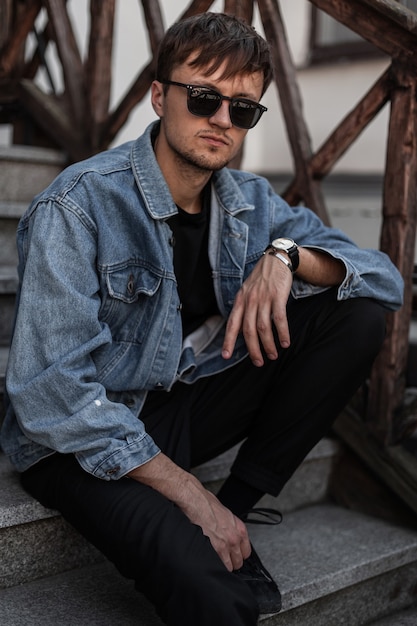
188,88,221,117
185,85,265,129
231,100,262,129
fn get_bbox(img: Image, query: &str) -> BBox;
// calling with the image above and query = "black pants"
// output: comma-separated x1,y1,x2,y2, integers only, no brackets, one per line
21,289,386,626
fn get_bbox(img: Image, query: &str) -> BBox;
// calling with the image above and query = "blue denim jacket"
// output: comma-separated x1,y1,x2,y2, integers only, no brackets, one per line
1,121,403,479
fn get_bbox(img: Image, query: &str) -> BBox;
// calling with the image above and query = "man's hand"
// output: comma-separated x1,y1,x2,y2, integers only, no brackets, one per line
222,247,346,366
127,453,251,571
222,251,293,367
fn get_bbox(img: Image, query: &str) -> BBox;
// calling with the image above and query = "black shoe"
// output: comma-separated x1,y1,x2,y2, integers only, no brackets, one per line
234,544,282,614
235,508,282,614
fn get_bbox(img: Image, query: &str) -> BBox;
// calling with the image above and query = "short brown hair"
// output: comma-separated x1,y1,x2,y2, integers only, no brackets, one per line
156,12,273,96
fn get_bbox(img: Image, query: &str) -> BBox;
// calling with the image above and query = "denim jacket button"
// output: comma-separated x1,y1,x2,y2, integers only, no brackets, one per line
177,303,183,312
125,398,135,408
169,236,176,247
127,274,135,295
106,467,120,475
154,382,164,389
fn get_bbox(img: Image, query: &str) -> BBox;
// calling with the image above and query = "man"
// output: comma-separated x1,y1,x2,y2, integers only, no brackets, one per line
1,12,403,626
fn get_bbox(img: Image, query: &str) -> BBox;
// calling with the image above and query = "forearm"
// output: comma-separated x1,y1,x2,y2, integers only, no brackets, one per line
128,453,251,571
127,452,204,506
295,247,346,287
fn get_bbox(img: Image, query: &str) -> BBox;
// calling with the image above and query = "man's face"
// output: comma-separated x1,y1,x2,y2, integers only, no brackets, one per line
152,58,265,173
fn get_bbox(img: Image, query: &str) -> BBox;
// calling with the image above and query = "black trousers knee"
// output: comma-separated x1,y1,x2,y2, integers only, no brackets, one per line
21,289,386,625
140,288,385,495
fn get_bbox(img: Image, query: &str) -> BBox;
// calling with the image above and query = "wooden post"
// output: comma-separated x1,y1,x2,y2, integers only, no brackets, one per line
0,0,14,51
223,0,254,21
180,0,218,21
43,0,86,132
86,0,115,153
140,0,166,56
0,0,41,77
367,63,417,444
257,0,330,224
223,0,254,169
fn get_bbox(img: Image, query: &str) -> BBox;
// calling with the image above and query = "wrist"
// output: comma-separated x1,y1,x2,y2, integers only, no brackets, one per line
263,247,294,273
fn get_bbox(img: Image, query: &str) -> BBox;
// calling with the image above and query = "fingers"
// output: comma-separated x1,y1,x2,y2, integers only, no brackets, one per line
200,492,251,572
271,299,291,350
242,298,276,366
222,255,292,365
229,516,251,571
222,290,244,361
215,514,251,572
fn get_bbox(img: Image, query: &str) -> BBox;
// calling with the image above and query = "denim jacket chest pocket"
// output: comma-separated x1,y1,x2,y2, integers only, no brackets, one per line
100,263,162,344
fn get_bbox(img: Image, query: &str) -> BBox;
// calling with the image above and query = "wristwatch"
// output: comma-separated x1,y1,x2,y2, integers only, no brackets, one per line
270,238,299,272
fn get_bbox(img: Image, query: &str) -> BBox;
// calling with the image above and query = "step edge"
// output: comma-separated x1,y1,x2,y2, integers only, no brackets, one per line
280,546,417,612
0,201,28,218
0,438,341,530
0,145,66,165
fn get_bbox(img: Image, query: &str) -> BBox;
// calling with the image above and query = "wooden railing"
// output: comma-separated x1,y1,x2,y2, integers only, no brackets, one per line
1,0,417,512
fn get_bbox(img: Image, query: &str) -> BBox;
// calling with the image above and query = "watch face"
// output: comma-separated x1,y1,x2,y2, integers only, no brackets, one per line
271,237,294,250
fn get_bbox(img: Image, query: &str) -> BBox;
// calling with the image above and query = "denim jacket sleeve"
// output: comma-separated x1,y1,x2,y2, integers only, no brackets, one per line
215,170,403,312
266,199,404,311
5,200,160,480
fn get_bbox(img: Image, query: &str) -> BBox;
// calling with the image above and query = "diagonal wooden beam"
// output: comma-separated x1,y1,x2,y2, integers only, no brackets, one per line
23,21,54,81
310,67,392,178
284,66,392,204
18,78,86,161
0,0,41,77
258,0,329,223
86,0,115,152
309,0,417,66
43,0,86,129
363,0,417,34
101,60,155,149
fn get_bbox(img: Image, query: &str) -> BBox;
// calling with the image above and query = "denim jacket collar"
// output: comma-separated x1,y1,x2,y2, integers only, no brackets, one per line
130,122,254,221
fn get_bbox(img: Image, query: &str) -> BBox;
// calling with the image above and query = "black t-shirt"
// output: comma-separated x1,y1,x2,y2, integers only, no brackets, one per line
167,184,219,337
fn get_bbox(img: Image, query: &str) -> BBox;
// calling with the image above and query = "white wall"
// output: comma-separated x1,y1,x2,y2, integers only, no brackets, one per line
2,0,391,175
250,1,391,174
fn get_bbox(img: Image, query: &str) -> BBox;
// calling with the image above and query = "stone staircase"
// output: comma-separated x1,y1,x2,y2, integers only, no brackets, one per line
0,145,66,422
1,146,417,625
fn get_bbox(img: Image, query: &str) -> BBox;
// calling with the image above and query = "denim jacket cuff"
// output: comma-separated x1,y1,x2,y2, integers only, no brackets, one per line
77,433,161,481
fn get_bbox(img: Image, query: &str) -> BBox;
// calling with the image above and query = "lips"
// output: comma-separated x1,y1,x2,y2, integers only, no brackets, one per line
198,132,230,147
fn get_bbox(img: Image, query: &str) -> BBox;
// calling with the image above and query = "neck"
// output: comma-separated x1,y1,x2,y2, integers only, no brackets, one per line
154,131,212,214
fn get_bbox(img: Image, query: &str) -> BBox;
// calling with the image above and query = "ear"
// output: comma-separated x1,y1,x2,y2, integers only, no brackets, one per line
151,80,164,118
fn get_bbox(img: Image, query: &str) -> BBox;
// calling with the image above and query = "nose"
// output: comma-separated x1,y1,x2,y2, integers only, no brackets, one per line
208,99,233,128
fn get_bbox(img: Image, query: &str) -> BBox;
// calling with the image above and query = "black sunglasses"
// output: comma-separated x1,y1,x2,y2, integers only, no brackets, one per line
160,80,267,129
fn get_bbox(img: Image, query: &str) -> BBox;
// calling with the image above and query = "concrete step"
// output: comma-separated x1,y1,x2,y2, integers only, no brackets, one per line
192,437,340,515
0,438,340,589
0,452,104,590
0,346,8,422
0,201,26,266
368,605,417,625
0,503,416,625
0,145,65,203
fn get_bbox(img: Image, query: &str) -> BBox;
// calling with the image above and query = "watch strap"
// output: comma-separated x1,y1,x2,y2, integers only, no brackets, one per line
270,239,299,272
263,249,293,273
